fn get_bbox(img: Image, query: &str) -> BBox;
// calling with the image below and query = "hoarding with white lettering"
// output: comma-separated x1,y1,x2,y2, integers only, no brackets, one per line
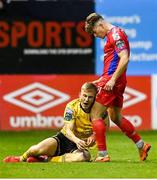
95,0,157,75
0,75,151,131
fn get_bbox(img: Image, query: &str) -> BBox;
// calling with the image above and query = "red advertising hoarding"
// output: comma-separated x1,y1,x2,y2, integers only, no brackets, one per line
110,76,151,130
0,75,151,131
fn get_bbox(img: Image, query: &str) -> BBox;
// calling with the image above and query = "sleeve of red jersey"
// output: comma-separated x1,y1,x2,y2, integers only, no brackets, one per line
110,28,128,54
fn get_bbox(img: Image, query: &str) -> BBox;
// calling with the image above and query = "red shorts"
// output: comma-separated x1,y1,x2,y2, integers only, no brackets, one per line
95,78,126,108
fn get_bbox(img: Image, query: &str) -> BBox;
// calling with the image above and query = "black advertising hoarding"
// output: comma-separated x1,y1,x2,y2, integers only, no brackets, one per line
0,0,94,74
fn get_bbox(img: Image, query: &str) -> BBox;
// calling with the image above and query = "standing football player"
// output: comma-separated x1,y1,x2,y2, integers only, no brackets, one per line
85,12,151,162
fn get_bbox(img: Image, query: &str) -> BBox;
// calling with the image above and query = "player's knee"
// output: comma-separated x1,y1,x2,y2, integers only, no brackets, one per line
29,145,40,155
92,119,105,131
74,150,91,162
82,150,91,161
110,114,122,125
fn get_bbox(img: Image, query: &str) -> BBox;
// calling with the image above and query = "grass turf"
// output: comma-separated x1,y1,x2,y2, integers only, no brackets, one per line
0,130,157,178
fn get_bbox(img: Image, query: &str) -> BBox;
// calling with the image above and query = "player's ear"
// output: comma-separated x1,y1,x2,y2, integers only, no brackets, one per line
99,22,104,29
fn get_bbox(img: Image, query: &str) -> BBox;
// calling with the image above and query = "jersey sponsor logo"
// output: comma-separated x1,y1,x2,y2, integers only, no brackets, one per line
116,40,125,49
123,86,147,108
3,82,70,113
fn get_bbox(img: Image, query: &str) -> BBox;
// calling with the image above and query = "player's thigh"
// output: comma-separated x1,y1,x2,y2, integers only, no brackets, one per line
91,101,107,120
36,137,58,156
108,106,122,124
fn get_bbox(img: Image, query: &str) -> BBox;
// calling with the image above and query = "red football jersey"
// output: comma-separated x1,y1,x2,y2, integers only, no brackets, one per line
102,26,130,83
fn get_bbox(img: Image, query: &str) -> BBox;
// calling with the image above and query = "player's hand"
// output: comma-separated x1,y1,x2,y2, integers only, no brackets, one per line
92,77,102,85
86,135,95,147
76,139,87,150
104,78,116,91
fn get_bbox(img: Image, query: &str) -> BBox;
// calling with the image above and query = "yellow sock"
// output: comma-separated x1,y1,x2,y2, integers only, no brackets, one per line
21,152,28,162
50,155,65,162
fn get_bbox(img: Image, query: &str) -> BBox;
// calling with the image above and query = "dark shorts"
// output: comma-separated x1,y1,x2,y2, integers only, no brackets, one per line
53,132,78,156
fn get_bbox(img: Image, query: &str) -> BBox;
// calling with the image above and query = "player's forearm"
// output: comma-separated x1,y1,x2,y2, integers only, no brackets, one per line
65,129,87,150
65,129,80,144
92,77,102,84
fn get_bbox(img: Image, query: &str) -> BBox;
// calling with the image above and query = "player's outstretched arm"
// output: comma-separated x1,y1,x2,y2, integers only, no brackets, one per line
63,121,87,150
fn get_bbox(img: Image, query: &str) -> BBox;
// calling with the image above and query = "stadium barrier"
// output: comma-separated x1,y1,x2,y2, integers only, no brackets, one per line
0,74,155,131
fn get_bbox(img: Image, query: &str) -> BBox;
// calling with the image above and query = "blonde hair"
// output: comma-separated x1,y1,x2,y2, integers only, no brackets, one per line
81,82,98,94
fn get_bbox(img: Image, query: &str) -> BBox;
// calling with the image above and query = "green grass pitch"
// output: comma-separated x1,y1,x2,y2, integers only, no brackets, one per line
0,130,157,178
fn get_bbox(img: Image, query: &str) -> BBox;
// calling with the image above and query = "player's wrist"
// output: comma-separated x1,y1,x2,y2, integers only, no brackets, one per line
111,76,117,82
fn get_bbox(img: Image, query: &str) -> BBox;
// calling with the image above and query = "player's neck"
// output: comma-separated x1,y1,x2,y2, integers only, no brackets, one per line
80,104,90,113
106,23,115,34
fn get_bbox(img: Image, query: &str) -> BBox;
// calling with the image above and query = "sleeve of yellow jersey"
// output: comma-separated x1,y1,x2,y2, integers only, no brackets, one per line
63,103,76,123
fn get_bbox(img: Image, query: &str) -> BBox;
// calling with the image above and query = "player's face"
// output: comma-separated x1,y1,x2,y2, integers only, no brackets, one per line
79,89,96,112
93,24,106,39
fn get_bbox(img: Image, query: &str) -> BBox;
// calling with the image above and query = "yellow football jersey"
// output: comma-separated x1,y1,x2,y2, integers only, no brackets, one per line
61,99,93,140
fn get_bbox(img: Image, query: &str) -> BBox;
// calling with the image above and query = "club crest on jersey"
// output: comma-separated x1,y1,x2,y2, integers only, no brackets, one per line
116,40,125,49
64,108,73,121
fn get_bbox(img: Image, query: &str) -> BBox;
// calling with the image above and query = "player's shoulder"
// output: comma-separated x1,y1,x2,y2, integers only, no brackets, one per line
66,98,80,109
111,26,125,34
109,26,126,41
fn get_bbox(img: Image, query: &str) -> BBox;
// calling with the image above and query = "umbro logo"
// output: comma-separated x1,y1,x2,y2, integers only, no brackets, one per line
123,87,147,108
3,82,70,113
